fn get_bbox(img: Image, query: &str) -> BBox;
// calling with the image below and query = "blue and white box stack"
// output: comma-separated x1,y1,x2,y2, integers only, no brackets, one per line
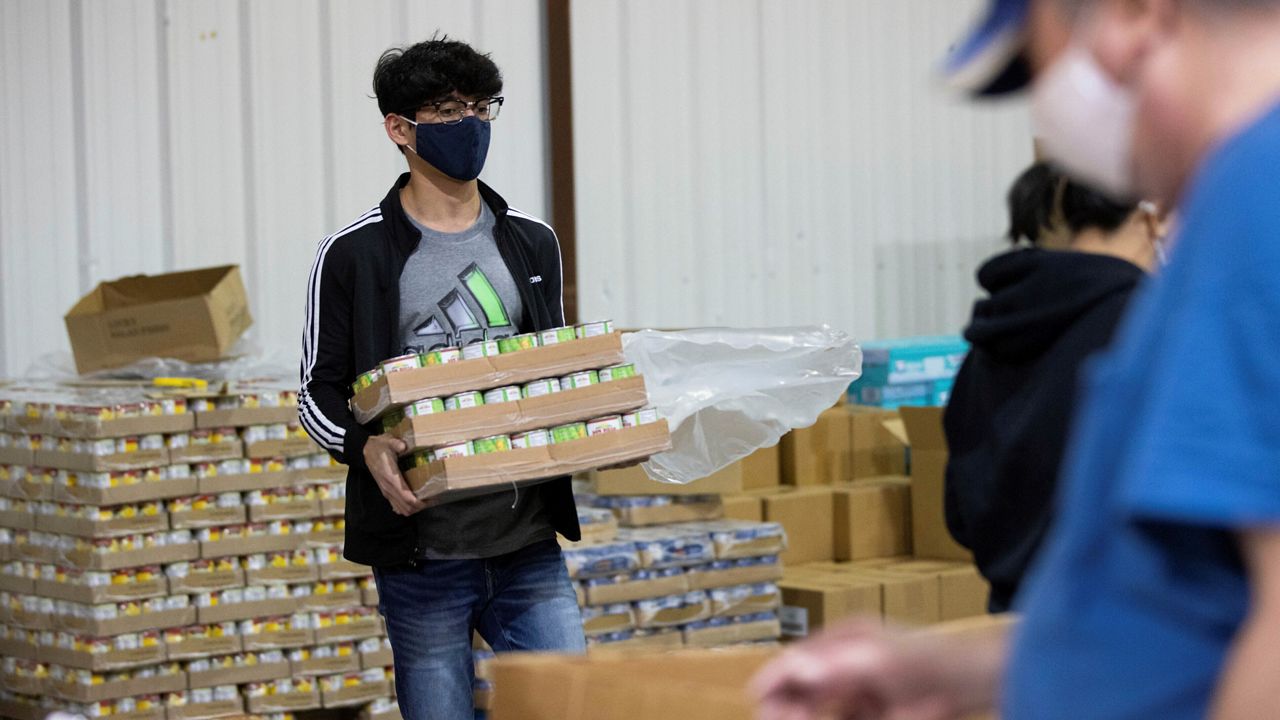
848,335,969,409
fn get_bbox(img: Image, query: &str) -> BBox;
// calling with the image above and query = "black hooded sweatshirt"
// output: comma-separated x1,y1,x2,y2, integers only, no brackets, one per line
943,248,1145,612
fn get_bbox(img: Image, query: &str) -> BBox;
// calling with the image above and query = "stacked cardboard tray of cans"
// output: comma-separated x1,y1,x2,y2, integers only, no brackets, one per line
0,382,399,720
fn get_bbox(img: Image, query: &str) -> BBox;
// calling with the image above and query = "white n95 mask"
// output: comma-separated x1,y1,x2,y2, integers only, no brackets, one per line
1032,45,1139,200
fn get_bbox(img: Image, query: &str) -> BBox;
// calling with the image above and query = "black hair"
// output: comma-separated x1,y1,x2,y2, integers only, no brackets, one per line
1006,161,1137,245
372,34,503,118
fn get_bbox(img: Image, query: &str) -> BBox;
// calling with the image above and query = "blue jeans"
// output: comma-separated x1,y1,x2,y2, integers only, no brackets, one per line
373,538,586,720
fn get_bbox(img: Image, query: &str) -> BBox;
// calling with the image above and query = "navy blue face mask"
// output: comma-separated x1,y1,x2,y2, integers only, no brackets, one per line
399,115,491,181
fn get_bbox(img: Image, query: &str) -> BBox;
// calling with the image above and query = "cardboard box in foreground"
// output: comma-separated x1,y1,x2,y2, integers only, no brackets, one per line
892,408,971,562
65,265,251,374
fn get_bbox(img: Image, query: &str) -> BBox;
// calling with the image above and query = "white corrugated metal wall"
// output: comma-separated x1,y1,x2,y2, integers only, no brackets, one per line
570,0,1034,341
0,0,550,377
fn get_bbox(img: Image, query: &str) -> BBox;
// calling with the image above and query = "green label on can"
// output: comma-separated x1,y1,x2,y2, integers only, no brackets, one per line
575,321,615,339
561,371,600,390
412,450,435,467
522,379,561,398
445,392,484,411
473,435,512,454
462,341,500,360
598,364,637,382
404,398,446,417
434,441,474,459
498,334,540,354
539,327,578,345
381,411,404,432
511,429,551,449
483,387,522,405
551,423,588,444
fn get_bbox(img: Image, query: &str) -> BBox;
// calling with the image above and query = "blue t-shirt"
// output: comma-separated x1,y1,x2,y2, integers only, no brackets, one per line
1004,102,1280,719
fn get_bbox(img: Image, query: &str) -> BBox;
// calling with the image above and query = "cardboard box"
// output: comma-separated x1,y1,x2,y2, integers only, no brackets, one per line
740,444,781,491
582,606,636,636
778,574,883,638
55,476,198,506
247,498,322,523
393,376,649,451
17,411,195,439
780,406,851,486
297,588,364,612
0,573,34,594
167,565,246,594
34,448,169,473
846,567,942,626
37,575,168,605
592,459,743,497
194,405,298,429
63,541,200,572
363,700,405,720
0,637,38,662
319,497,347,516
297,464,348,485
245,437,321,459
406,421,672,506
0,446,33,466
360,646,394,670
168,440,245,464
362,584,379,606
896,408,971,561
196,469,298,494
39,642,166,672
351,332,628,423
710,585,782,618
318,558,370,581
245,686,322,713
761,487,835,565
322,678,392,708
168,505,247,530
883,560,990,621
187,659,291,689
0,508,34,531
685,560,784,592
612,496,723,527
0,668,43,696
197,597,298,625
721,495,764,523
584,573,689,606
833,478,912,561
588,630,684,654
243,627,316,651
293,651,361,676
200,533,300,559
849,406,907,479
315,615,384,643
164,634,243,661
55,606,195,636
64,264,252,374
491,648,775,720
35,511,169,538
683,617,782,648
166,697,246,720
48,671,187,703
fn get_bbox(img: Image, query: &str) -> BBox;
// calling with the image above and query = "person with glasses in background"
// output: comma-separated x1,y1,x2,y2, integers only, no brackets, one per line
298,36,583,720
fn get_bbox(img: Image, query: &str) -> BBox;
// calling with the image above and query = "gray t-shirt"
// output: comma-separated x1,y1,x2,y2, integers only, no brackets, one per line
400,204,555,559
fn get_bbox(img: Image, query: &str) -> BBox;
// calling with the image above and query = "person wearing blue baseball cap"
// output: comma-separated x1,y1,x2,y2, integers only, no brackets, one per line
754,1,1280,718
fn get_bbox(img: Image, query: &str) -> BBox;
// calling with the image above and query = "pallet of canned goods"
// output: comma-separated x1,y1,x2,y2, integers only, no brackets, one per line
348,323,625,424
400,414,671,507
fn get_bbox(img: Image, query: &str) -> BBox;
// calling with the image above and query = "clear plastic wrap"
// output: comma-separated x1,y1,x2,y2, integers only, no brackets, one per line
622,325,860,484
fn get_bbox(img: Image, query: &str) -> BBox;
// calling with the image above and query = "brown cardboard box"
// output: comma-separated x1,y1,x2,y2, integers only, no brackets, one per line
315,614,384,643
761,487,835,565
613,496,723,527
360,646,394,670
168,505,247,530
0,508,33,531
318,558,370,581
685,559,784,592
201,533,300,559
293,651,361,677
896,408,972,561
34,448,169,473
55,606,195,636
297,587,364,612
0,573,34,594
242,627,316,651
584,572,689,606
47,671,186,703
0,446,33,466
35,511,169,538
846,568,942,626
247,498,322,523
39,643,166,672
55,476,198,506
406,421,671,506
780,407,852,486
491,647,775,720
63,542,200,572
849,405,907,479
351,332,628,423
24,412,194,440
196,469,298,494
187,659,291,689
592,459,743,496
683,616,782,648
64,265,251,374
297,464,348,485
194,406,298,429
245,437,321,460
721,495,764,523
833,478,912,561
589,629,684,654
740,444,781,491
245,686,322,713
883,560,990,621
779,575,882,638
709,584,782,618
197,597,298,625
583,606,636,636
394,377,649,451
167,565,246,595
164,634,242,661
167,697,246,720
168,439,244,464
322,678,392,708
633,595,712,629
36,575,168,605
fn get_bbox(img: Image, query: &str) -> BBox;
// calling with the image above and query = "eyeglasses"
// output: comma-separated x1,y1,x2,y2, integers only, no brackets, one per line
415,96,504,124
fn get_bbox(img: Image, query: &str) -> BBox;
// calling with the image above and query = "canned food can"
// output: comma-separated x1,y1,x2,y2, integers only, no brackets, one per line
483,386,522,405
444,392,485,411
575,320,615,339
380,354,422,374
380,411,403,433
473,435,512,454
510,429,552,449
411,450,435,467
587,415,625,435
497,334,540,354
598,364,637,382
538,327,578,346
561,370,600,391
403,398,446,417
522,378,562,399
622,408,662,427
461,341,500,360
424,347,461,365
433,442,474,460
550,422,589,444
